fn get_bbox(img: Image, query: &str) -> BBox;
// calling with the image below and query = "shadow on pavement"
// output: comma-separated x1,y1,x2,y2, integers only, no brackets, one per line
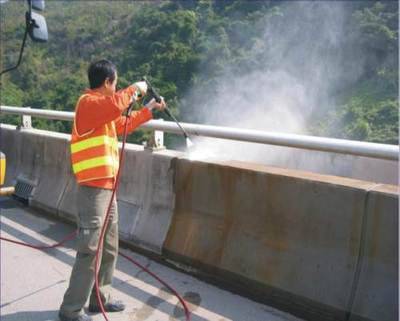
1,216,209,321
1,198,285,321
0,310,59,321
1,280,67,309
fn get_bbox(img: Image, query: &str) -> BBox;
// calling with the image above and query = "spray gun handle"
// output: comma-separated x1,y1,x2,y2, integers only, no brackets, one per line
142,77,162,103
141,77,175,133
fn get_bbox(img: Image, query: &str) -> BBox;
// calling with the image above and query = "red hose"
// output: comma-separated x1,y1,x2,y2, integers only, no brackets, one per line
92,114,129,321
0,230,78,250
0,231,191,321
0,110,191,321
119,251,191,321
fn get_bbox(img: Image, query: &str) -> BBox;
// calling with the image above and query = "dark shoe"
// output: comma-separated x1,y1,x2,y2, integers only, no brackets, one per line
88,299,125,313
59,312,93,321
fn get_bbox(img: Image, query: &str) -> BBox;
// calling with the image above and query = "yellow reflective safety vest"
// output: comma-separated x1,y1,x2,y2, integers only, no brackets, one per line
70,105,119,184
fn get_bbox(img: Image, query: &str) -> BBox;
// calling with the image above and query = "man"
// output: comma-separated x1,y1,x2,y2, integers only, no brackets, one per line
59,59,165,321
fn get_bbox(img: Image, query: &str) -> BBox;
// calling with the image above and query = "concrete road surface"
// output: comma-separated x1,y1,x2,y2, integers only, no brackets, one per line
0,197,303,321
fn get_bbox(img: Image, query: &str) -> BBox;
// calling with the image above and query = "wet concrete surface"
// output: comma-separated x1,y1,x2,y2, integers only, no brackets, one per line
0,196,303,321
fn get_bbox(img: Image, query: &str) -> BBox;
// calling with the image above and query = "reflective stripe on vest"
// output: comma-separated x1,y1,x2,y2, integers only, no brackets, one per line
72,155,114,174
70,134,119,176
71,135,118,154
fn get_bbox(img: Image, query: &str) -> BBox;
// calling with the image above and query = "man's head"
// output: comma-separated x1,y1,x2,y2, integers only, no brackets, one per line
88,59,118,95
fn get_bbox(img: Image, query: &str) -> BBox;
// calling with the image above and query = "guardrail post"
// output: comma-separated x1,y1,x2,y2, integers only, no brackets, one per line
17,107,32,130
144,118,165,151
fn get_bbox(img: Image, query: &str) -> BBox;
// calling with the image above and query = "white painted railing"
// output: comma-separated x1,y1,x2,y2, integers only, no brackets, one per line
1,105,398,160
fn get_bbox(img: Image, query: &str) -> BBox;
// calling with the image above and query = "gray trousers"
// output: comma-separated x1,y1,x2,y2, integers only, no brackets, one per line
59,185,119,318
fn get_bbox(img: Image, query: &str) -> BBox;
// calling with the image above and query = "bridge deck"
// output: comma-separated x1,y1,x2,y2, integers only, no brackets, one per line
0,196,302,321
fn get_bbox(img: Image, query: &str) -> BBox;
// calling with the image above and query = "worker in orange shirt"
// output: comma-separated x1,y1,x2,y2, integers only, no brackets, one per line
59,59,165,321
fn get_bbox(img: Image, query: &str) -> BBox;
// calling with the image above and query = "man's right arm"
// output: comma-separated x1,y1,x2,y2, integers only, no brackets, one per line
75,86,137,135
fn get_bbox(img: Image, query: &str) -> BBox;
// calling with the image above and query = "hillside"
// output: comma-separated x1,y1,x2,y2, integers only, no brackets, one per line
1,0,398,146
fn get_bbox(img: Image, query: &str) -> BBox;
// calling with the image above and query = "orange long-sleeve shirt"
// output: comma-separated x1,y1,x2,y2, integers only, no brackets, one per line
74,85,152,189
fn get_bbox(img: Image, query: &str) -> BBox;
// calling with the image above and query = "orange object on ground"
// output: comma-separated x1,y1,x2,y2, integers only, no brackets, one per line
70,86,152,189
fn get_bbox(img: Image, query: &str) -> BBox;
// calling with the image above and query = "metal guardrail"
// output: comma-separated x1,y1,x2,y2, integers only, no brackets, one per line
1,105,399,160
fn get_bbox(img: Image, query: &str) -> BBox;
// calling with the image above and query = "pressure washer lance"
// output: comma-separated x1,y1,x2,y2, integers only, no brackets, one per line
142,77,194,148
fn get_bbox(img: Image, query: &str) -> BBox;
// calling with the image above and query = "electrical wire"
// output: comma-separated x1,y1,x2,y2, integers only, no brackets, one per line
0,0,45,77
0,26,29,76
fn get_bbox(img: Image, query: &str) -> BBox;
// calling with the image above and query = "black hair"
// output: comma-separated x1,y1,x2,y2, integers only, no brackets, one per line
87,59,117,89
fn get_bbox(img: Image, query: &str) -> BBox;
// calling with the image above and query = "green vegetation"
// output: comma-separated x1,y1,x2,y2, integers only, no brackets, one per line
318,2,398,144
1,1,398,145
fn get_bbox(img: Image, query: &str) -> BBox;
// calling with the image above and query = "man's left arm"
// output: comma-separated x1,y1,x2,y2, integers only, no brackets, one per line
114,107,153,135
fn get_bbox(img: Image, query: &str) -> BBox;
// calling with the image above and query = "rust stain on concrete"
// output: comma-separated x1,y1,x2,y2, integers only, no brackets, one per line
164,157,398,310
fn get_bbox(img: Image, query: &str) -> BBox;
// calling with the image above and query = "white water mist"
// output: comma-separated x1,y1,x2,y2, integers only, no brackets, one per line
181,1,397,184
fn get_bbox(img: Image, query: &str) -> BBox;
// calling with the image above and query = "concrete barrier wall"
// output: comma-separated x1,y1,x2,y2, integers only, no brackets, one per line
0,126,178,254
0,125,397,321
0,126,74,217
0,125,43,187
163,159,398,321
349,185,398,321
30,130,71,215
116,145,178,253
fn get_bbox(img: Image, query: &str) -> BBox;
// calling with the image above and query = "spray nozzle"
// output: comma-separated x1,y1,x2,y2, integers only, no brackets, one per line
164,106,194,148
